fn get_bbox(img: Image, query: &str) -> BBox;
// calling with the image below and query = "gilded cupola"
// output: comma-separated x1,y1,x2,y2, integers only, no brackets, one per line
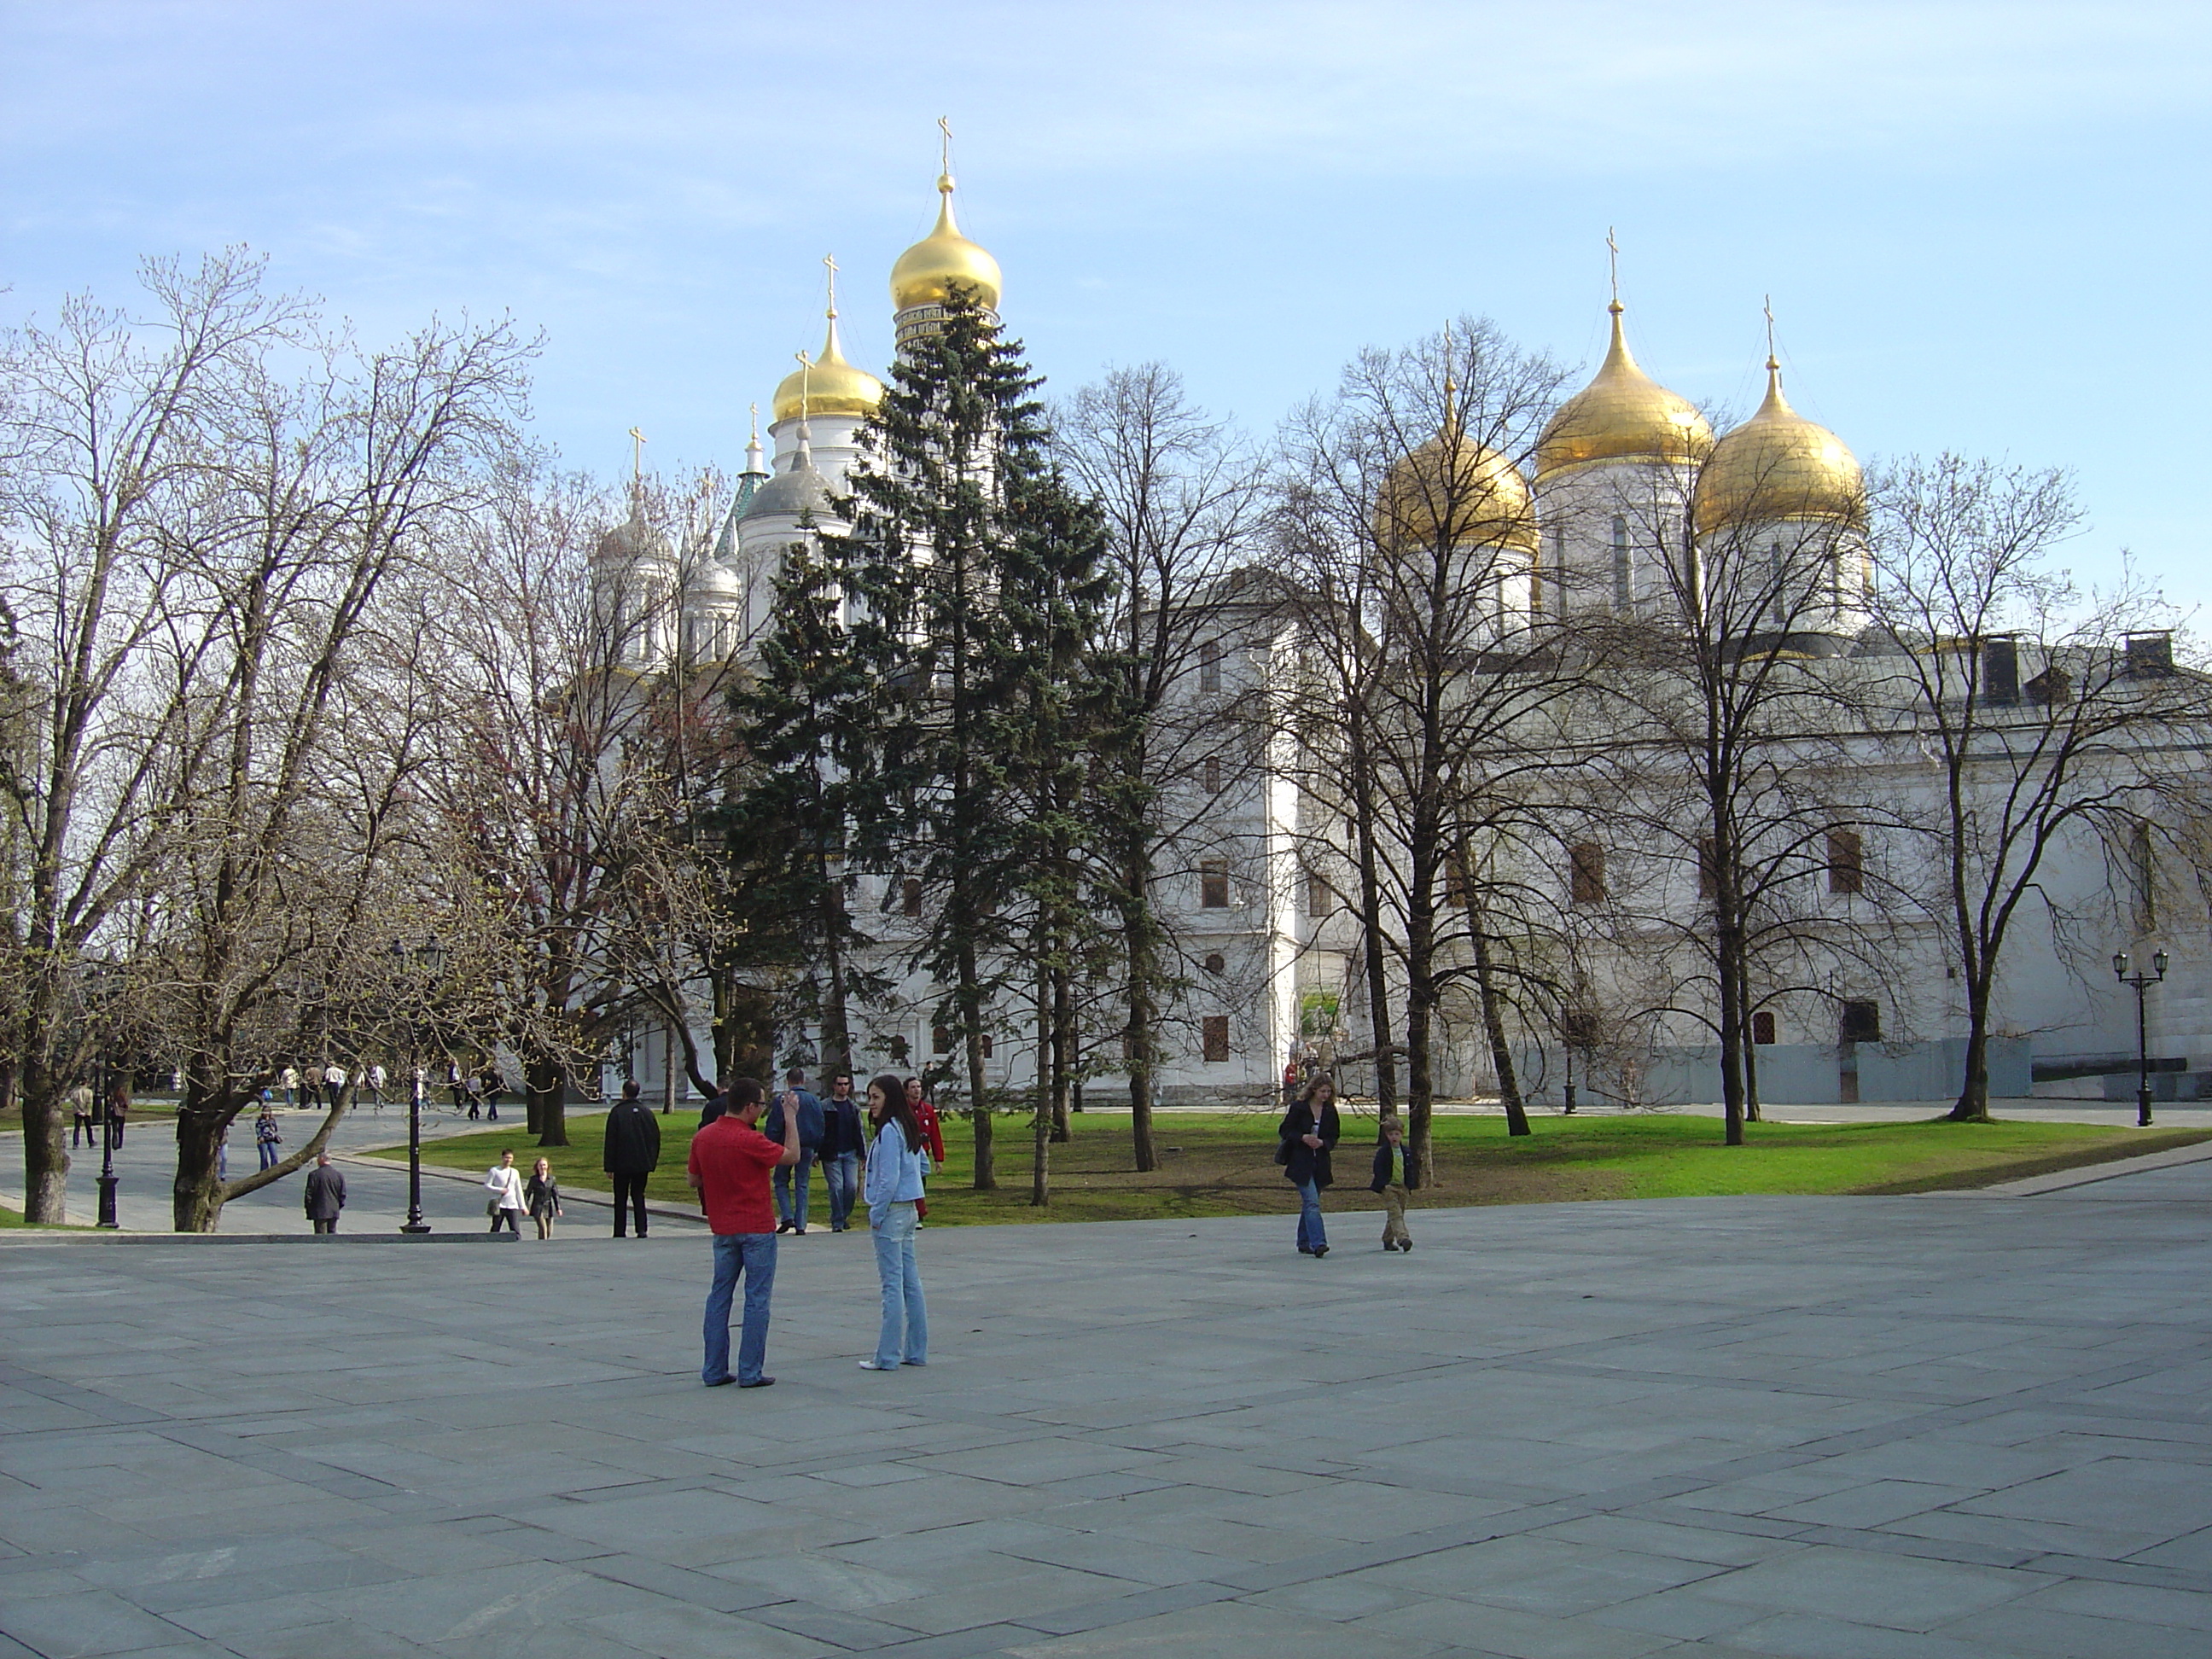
1693,356,1862,535
1537,303,1713,480
1377,430,1538,556
890,172,1003,315
771,310,884,426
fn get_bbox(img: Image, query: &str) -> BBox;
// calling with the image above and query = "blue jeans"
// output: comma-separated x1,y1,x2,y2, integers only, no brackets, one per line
823,1151,860,1230
870,1202,928,1367
702,1232,777,1383
774,1147,818,1229
1294,1178,1327,1251
258,1142,280,1170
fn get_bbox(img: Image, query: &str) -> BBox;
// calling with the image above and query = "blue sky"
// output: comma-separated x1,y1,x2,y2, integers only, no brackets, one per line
5,2,2207,607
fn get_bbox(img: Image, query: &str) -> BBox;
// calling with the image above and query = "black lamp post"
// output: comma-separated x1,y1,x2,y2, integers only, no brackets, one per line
2113,948,2168,1128
94,1041,119,1229
395,938,447,1234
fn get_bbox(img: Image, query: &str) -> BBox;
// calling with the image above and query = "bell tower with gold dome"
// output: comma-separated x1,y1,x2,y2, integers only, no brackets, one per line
890,123,1002,351
1534,244,1712,620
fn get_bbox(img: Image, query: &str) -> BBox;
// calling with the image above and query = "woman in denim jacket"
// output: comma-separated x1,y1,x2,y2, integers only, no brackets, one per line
859,1072,931,1371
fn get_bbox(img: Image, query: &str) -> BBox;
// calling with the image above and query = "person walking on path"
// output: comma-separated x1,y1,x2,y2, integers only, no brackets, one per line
602,1080,661,1238
483,1068,504,1121
305,1153,346,1234
904,1078,946,1220
104,1080,130,1148
69,1083,95,1149
525,1157,562,1239
1371,1119,1417,1253
366,1062,387,1109
689,1077,800,1388
765,1069,824,1235
860,1073,930,1371
819,1074,866,1232
484,1149,526,1235
300,1068,322,1110
255,1103,283,1170
280,1065,300,1108
323,1062,347,1110
1277,1072,1341,1257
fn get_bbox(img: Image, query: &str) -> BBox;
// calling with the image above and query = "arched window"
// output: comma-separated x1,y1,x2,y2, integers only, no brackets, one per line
1611,515,1631,612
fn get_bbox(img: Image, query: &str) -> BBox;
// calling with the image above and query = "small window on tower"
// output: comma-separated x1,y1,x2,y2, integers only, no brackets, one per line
901,877,923,917
1201,861,1231,908
1203,756,1223,793
1839,1000,1881,1045
932,1025,952,1055
1751,1011,1777,1045
1198,639,1223,694
1202,1016,1231,1062
981,1034,993,1059
1569,842,1607,905
1202,952,1225,974
1306,870,1330,918
1611,515,1631,612
1826,830,1864,896
888,1036,911,1064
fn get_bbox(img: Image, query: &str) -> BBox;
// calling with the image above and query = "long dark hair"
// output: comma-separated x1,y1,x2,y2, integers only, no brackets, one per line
867,1072,924,1153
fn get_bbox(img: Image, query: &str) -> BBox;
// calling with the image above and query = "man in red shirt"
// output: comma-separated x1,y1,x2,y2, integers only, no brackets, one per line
687,1077,800,1388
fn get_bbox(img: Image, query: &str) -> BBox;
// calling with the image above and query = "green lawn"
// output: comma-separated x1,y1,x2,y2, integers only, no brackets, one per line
363,1109,2207,1225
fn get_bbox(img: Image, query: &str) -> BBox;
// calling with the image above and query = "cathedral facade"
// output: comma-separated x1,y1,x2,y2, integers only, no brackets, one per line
598,166,2206,1111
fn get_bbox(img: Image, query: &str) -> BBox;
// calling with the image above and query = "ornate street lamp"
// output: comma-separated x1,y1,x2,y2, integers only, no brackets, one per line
2113,949,2169,1129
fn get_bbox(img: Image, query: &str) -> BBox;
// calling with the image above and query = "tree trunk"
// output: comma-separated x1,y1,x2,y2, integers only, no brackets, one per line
1404,881,1439,1168
15,1043,72,1224
1471,925,1531,1137
1948,975,1995,1121
1349,734,1399,1121
960,934,994,1190
528,1050,568,1146
1739,963,1763,1124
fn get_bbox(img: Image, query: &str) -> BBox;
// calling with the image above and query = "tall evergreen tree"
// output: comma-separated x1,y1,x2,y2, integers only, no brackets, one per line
833,288,1104,1191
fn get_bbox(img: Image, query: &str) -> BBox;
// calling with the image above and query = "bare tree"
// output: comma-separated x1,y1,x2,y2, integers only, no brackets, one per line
1867,455,2212,1121
1053,364,1266,1169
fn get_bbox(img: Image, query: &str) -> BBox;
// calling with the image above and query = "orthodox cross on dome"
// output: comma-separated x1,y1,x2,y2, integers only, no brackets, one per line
1441,318,1458,434
938,114,953,178
793,349,812,422
1763,294,1778,370
627,426,647,495
1606,226,1621,312
748,402,760,445
824,253,840,320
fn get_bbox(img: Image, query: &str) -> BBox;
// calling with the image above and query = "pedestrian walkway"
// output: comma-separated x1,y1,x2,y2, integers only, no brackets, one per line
4,1161,2212,1655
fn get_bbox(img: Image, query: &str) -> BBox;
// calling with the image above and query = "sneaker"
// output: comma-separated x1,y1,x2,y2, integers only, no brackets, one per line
858,1359,897,1371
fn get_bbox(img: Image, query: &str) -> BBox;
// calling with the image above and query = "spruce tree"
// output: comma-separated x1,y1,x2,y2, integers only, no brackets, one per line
832,288,1110,1191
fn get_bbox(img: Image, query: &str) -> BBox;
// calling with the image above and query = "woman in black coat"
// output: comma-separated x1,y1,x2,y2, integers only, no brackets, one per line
1276,1073,1342,1256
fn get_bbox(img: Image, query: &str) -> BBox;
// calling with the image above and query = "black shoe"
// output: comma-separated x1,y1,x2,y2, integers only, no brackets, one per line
737,1376,776,1389
704,1375,736,1388
1297,1244,1314,1254
1313,1245,1330,1258
792,1225,808,1236
775,1220,793,1234
1382,1241,1397,1252
1400,1241,1412,1254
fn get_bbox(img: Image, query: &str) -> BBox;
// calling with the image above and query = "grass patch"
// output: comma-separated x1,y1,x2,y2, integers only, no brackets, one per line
360,1109,2210,1225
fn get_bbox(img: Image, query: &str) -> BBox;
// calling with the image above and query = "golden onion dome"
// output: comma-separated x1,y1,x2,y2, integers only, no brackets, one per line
771,313,884,425
1693,358,1862,535
1377,429,1538,555
1537,304,1713,480
889,173,1002,314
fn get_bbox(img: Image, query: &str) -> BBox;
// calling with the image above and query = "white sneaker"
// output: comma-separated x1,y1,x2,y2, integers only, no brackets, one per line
858,1359,897,1371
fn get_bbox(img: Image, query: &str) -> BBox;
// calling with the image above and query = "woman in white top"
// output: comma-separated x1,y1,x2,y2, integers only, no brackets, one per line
484,1149,526,1235
859,1073,931,1371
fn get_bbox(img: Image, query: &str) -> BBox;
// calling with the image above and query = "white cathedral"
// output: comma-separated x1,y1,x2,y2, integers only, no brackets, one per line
597,162,2208,1111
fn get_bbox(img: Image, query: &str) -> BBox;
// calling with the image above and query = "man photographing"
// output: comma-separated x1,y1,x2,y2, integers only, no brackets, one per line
688,1077,800,1388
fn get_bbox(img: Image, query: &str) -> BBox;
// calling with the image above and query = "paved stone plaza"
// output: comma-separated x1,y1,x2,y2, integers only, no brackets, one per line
4,1163,2212,1657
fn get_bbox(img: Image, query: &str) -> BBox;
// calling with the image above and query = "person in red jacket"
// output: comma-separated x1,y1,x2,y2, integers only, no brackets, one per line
688,1078,800,1388
904,1078,946,1220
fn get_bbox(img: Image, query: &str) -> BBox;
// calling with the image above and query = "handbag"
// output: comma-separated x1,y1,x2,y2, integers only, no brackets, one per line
486,1198,501,1218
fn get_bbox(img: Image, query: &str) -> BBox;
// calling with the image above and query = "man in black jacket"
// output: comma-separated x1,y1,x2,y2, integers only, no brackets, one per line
818,1074,866,1232
602,1080,662,1237
1370,1119,1417,1253
304,1153,346,1234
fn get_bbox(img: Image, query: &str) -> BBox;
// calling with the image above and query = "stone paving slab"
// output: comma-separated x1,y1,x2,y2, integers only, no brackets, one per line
6,1161,2212,1655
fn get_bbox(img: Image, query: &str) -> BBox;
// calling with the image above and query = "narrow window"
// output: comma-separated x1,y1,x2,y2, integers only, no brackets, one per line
1611,515,1631,612
1751,1010,1777,1045
1839,1000,1881,1044
1306,871,1330,918
1202,1016,1231,1063
1697,835,1718,899
1569,842,1606,905
2130,822,2157,931
1198,639,1222,694
888,1035,910,1064
980,1034,993,1059
1826,830,1864,896
1444,853,1468,908
1203,756,1223,793
1982,637,2020,705
1769,541,1786,624
901,877,923,917
932,1025,951,1055
1201,861,1231,908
